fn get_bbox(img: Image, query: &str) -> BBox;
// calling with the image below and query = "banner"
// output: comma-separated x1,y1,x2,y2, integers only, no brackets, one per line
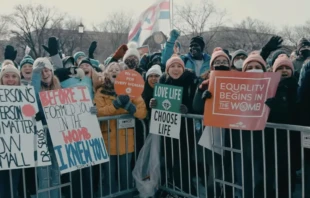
0,86,38,170
150,84,183,139
114,70,145,98
204,71,281,130
40,86,109,174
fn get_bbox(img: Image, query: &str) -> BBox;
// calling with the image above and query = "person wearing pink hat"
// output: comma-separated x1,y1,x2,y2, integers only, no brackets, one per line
272,54,294,78
242,51,267,72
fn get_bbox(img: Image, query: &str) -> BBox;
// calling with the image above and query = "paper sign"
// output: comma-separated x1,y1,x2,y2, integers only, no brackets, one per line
35,122,51,167
0,86,38,170
114,70,145,98
137,45,150,56
198,127,224,155
39,86,109,174
303,132,310,149
150,84,183,139
118,118,135,129
204,71,281,130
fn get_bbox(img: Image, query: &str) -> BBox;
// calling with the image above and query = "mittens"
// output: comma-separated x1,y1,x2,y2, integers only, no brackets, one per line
112,44,128,60
113,95,130,109
88,41,97,59
169,29,180,43
124,102,136,115
202,90,212,101
89,106,98,115
42,37,59,56
4,45,17,61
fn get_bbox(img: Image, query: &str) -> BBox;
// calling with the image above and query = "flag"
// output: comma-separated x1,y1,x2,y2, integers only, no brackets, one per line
128,0,171,47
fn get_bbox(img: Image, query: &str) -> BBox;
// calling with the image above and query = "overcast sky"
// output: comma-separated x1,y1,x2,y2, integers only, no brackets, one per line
2,0,310,30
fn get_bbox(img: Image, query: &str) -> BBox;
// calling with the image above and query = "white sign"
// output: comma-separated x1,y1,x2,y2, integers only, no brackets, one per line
198,126,224,155
40,86,109,174
35,122,51,167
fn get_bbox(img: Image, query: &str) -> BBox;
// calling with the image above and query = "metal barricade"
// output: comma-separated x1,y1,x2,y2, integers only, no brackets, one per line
158,114,310,198
0,114,147,198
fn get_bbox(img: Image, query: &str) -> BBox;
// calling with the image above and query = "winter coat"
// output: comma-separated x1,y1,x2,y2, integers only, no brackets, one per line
298,69,310,126
142,80,154,119
161,41,211,76
293,56,306,78
94,87,147,155
298,61,310,86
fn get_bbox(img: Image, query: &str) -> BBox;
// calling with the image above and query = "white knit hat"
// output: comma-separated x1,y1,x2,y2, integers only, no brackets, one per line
123,42,141,61
146,64,162,79
33,57,54,71
0,64,21,82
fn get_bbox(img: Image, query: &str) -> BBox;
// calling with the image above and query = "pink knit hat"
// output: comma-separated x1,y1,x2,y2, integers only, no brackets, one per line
242,51,267,72
210,47,230,70
166,54,185,73
272,54,294,73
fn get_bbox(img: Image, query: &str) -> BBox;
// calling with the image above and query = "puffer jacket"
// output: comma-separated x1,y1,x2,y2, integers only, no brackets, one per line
94,87,147,155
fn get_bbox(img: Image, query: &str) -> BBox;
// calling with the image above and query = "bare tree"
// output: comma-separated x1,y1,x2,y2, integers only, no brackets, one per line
4,4,65,58
0,15,9,40
279,20,310,47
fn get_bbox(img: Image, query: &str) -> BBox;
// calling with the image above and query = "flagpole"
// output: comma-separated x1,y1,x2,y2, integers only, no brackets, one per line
170,0,173,30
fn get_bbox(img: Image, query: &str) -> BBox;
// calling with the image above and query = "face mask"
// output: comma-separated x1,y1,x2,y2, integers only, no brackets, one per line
246,69,264,73
301,49,310,58
234,60,244,69
214,65,230,71
125,59,138,69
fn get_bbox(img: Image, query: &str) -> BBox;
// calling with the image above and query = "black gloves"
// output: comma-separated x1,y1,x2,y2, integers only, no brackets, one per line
113,95,130,109
202,90,212,101
42,37,59,56
88,41,97,59
35,112,42,121
260,36,283,61
4,45,17,61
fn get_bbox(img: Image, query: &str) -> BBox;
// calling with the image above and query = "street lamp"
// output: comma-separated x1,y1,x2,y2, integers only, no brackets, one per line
78,23,84,34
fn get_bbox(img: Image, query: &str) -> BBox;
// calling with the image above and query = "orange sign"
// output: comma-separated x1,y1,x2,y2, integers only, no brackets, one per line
204,71,281,130
114,70,145,98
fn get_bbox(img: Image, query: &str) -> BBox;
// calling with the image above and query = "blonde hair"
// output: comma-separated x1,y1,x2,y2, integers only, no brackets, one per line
40,75,61,91
104,62,124,79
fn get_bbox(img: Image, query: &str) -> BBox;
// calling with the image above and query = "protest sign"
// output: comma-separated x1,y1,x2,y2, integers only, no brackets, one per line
39,86,109,174
114,70,144,98
137,45,150,56
204,71,281,130
150,84,183,139
35,122,51,167
0,86,38,170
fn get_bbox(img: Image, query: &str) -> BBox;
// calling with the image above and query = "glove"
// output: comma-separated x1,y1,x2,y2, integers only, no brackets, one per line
42,37,59,56
202,90,212,101
199,79,209,91
89,106,98,115
112,44,128,60
149,98,157,108
169,29,180,43
261,36,283,60
32,59,47,73
88,41,97,59
35,112,42,121
4,45,17,61
179,104,188,114
124,102,136,115
112,95,130,109
265,97,276,109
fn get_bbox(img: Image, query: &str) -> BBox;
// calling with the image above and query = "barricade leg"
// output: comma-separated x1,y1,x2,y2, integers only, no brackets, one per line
101,156,117,196
0,170,21,198
119,153,133,198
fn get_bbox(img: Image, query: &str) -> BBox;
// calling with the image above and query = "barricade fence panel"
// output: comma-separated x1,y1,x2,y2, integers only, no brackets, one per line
2,113,310,198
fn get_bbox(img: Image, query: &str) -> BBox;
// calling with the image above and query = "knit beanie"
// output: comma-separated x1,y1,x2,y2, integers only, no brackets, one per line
20,55,34,69
210,47,230,70
90,59,100,67
33,57,54,72
123,42,140,62
2,60,15,68
273,54,294,73
73,51,86,63
0,63,21,82
78,58,92,67
165,54,185,73
242,52,267,72
231,49,248,62
297,38,310,54
270,50,287,66
146,64,163,79
190,36,205,50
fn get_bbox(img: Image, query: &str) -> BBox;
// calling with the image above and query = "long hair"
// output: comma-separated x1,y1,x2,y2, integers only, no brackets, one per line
40,75,61,91
100,62,123,96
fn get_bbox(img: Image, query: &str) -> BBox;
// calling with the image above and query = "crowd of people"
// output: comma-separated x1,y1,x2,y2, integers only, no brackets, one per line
0,29,310,198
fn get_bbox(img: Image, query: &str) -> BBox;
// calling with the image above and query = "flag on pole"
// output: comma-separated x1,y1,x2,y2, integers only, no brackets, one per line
128,0,171,47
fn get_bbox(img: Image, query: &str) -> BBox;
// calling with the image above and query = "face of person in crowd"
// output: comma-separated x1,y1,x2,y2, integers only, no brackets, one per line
245,61,264,73
276,65,292,79
107,64,121,83
168,63,183,79
300,46,310,58
125,56,139,69
2,72,20,86
190,43,202,59
80,63,92,77
76,56,85,66
41,68,53,85
233,55,247,69
21,63,33,80
147,73,160,88
213,56,230,71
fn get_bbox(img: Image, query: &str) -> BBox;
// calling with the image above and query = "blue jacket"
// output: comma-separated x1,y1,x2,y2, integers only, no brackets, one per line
31,71,47,125
60,76,94,100
161,41,211,76
298,61,310,87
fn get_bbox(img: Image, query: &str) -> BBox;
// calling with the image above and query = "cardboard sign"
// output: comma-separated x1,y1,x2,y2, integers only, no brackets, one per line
35,122,51,167
137,45,150,56
204,71,281,130
0,86,38,170
150,84,183,139
39,86,109,174
114,70,144,98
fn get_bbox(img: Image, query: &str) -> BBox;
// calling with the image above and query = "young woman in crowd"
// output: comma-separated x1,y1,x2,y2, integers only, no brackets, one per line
94,62,147,198
19,55,34,85
0,63,22,198
149,54,197,194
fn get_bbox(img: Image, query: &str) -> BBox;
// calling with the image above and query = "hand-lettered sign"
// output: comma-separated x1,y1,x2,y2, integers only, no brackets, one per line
39,86,109,174
114,70,144,98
